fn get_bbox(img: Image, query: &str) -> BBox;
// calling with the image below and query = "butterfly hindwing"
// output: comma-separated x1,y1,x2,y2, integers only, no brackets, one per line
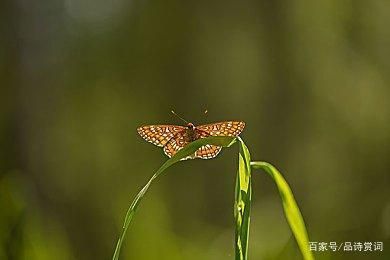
195,144,222,159
163,128,222,160
163,131,193,160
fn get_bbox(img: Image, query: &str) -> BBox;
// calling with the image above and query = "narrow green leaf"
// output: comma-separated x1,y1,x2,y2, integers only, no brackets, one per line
112,136,237,260
250,161,314,260
234,137,252,260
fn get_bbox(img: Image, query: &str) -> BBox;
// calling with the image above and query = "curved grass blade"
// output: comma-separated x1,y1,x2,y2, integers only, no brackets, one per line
112,136,237,260
235,137,252,260
250,161,314,260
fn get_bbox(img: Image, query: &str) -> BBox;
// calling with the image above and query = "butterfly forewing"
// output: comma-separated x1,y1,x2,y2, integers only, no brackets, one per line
137,125,185,147
197,121,245,137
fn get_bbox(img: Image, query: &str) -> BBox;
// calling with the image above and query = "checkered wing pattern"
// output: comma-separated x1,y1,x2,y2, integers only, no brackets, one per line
197,121,245,137
193,121,245,159
138,121,245,160
137,125,185,147
195,144,222,159
163,132,191,160
163,129,222,160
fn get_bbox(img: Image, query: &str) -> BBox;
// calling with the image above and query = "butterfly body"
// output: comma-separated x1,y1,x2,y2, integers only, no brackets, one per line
184,123,197,142
137,121,245,160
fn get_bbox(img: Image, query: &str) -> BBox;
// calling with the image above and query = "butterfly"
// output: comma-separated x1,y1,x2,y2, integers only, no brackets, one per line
137,120,245,160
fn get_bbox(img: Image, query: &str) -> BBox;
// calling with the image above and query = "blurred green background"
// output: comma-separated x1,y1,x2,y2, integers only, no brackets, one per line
1,0,389,259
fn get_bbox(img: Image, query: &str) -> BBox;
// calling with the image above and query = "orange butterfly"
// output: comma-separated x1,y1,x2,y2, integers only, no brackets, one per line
137,112,245,160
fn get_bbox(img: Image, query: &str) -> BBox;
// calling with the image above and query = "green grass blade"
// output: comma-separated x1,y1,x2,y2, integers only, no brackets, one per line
112,136,237,260
250,161,314,260
234,137,252,260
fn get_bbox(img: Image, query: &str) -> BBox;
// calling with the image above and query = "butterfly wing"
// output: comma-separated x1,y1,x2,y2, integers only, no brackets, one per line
138,121,245,160
137,125,185,147
194,121,245,159
190,128,222,159
195,144,222,159
163,128,221,160
163,131,193,160
197,121,245,137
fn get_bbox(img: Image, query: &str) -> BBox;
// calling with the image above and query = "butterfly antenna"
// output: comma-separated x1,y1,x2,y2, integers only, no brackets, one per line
171,110,189,124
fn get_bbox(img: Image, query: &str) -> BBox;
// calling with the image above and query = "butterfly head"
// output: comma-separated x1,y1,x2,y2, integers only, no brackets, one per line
186,123,195,130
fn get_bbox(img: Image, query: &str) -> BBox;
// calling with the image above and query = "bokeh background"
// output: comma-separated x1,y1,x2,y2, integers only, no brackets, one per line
1,0,389,259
